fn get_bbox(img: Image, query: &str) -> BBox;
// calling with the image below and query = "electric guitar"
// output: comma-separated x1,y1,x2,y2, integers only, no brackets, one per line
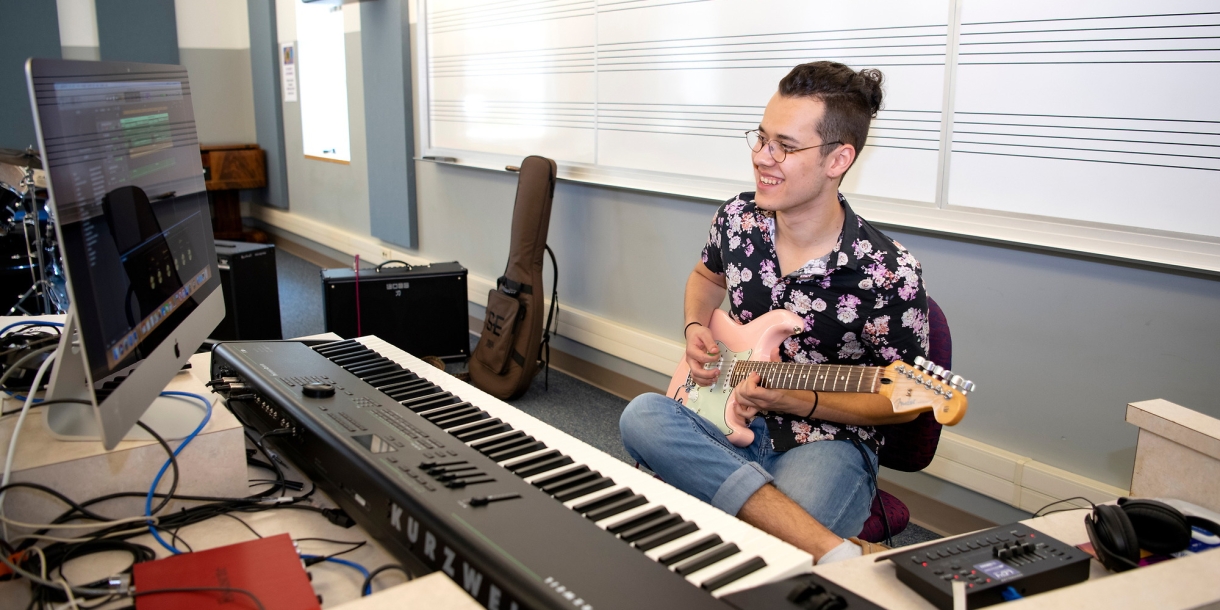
667,309,974,447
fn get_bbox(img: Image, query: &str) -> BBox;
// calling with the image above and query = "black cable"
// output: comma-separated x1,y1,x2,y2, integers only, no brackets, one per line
0,397,92,417
1032,496,1096,517
300,539,367,565
130,586,267,610
216,512,263,539
134,420,178,517
360,564,412,596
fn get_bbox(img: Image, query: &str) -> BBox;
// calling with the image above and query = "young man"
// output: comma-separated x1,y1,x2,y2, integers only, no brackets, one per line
619,61,929,565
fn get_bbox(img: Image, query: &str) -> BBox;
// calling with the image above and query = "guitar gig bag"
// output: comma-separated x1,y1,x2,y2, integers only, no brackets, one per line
469,155,559,400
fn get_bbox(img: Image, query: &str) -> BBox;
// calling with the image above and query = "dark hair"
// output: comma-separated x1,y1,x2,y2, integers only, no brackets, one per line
777,61,883,164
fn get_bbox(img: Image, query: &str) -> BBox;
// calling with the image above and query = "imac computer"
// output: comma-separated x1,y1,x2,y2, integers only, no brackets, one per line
25,58,224,450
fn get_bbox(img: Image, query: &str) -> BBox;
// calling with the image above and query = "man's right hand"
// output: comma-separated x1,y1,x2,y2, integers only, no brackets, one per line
685,323,721,387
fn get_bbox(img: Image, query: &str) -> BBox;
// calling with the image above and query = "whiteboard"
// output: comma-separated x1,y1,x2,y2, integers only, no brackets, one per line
416,0,1220,272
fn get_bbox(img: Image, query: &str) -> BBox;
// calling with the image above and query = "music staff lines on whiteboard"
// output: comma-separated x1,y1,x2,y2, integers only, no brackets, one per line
595,104,938,152
598,25,947,71
430,47,595,77
958,11,1220,64
952,113,1220,172
597,0,711,13
428,0,594,34
431,100,595,130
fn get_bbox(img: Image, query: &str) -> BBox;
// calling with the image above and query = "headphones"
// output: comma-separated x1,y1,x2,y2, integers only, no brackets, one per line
1083,497,1220,572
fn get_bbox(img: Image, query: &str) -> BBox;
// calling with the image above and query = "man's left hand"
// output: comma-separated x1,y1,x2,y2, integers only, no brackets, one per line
733,372,790,417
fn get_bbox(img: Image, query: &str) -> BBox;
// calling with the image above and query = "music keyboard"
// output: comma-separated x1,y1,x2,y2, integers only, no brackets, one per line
211,337,811,609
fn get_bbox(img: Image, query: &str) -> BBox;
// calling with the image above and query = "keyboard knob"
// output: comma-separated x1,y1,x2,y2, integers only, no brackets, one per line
302,382,336,398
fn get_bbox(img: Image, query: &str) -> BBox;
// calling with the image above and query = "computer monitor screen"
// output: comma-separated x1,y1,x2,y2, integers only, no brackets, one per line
26,58,224,448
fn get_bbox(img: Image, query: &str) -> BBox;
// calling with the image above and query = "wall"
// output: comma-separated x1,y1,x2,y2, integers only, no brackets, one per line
253,1,1220,511
176,0,257,146
274,0,370,237
1,1,60,150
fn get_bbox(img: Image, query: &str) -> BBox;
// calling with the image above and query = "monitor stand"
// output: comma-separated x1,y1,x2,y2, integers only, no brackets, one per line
42,311,205,444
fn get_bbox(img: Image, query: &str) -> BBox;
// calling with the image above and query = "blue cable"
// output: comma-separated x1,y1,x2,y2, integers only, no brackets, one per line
0,320,64,336
1001,586,1024,601
145,390,213,554
301,554,373,593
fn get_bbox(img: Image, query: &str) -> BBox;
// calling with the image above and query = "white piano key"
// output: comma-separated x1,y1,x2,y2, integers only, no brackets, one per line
522,462,587,486
563,483,631,510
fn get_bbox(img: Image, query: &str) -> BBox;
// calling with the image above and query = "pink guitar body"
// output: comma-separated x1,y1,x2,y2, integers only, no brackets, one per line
666,309,805,447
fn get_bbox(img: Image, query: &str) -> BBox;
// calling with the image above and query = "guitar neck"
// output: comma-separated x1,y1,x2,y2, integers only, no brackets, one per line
730,361,883,394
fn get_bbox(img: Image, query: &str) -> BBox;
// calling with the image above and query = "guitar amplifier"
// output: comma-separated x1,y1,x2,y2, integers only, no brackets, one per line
321,261,469,361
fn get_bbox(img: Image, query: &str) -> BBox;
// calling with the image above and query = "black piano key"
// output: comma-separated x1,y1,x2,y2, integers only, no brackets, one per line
348,358,392,373
379,382,430,398
352,362,399,377
475,434,534,458
619,513,683,543
333,351,377,366
454,422,511,442
422,403,477,421
486,441,546,462
658,535,723,567
606,506,668,535
471,431,527,452
314,340,360,354
368,372,417,387
364,367,410,382
433,412,489,430
584,494,648,521
505,450,561,473
572,489,634,514
673,543,741,576
552,477,615,502
405,396,460,412
393,387,445,402
515,455,574,478
634,521,700,551
535,467,595,491
700,557,767,592
449,417,503,435
318,345,365,359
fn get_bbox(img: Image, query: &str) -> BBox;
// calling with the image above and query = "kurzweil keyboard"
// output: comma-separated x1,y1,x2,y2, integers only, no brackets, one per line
211,338,813,610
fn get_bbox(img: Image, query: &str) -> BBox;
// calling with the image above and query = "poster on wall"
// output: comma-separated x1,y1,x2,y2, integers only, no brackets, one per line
280,42,298,103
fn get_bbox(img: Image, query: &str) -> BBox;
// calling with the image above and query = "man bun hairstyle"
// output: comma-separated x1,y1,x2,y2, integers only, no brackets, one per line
778,61,884,166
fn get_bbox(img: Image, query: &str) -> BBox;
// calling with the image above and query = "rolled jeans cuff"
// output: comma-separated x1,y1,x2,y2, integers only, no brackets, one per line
710,460,774,516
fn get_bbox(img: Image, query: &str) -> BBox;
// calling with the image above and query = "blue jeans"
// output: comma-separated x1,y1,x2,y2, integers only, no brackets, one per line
619,392,877,539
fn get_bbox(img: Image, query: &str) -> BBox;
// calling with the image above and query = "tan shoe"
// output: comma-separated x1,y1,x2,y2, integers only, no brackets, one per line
848,537,889,555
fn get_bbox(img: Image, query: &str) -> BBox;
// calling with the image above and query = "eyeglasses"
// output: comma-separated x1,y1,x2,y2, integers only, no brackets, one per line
745,130,842,163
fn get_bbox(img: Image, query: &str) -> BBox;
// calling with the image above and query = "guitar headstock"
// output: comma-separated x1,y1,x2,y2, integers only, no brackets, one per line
878,356,974,425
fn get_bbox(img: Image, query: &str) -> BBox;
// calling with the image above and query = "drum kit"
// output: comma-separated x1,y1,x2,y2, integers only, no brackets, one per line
1,146,68,315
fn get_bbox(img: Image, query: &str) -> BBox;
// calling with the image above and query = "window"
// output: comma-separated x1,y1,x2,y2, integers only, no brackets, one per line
296,2,350,162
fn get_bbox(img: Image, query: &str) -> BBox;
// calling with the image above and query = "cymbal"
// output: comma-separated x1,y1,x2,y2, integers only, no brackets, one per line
0,147,42,170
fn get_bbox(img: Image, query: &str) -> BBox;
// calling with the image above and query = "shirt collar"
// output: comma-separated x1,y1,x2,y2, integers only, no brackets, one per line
773,193,861,280
833,192,862,272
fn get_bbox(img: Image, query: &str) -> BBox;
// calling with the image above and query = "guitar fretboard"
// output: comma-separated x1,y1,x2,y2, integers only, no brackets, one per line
729,361,882,394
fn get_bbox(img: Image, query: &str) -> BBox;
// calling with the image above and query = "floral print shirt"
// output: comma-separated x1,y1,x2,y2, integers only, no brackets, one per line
700,192,929,455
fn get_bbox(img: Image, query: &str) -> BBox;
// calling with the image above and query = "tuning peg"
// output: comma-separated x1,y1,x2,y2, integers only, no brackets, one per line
931,365,946,379
961,380,976,393
939,368,952,381
949,374,964,388
913,356,926,370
